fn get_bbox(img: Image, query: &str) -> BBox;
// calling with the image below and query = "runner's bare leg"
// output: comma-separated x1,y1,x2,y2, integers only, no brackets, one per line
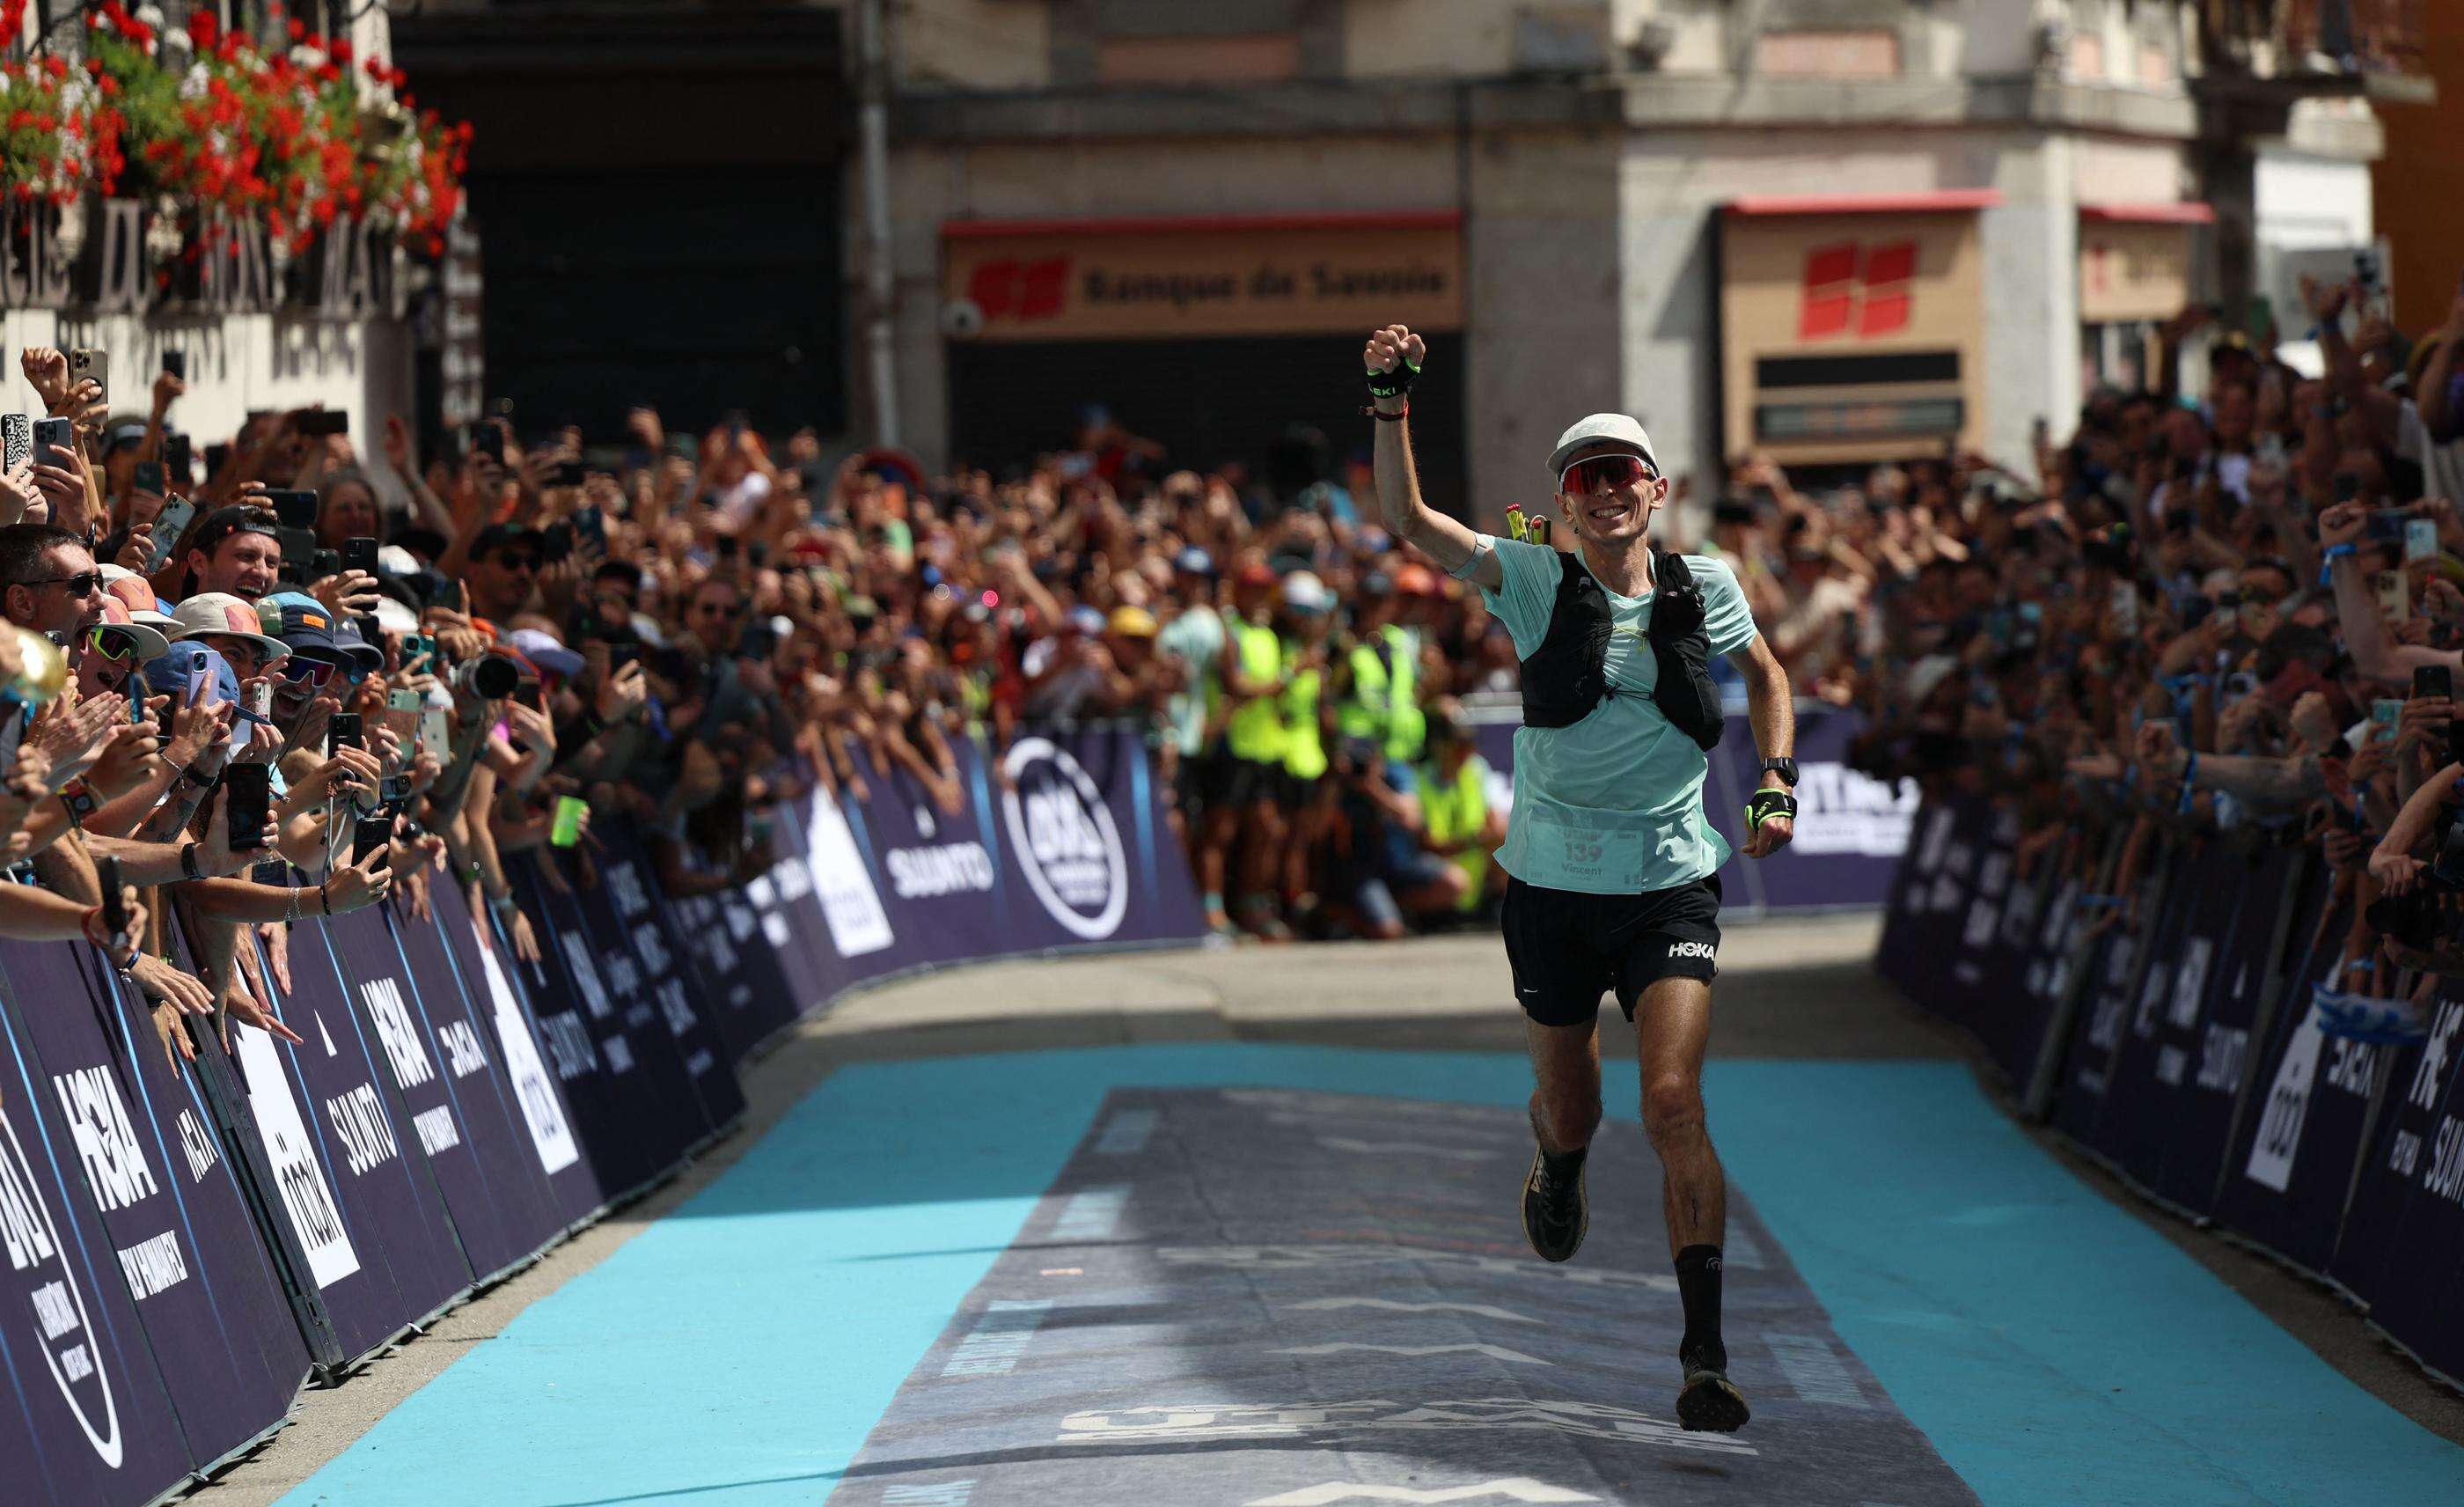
1525,1016,1602,1154
1632,975,1725,1257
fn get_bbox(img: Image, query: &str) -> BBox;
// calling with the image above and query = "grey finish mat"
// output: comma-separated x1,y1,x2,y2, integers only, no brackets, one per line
825,1087,1978,1506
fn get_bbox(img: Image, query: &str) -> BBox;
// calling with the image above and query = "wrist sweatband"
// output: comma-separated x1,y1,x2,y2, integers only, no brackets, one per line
1744,789,1797,831
1447,536,1493,583
1365,357,1421,401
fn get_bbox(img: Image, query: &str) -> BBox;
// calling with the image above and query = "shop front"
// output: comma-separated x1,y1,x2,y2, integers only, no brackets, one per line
1717,191,1997,470
939,211,1468,514
2078,203,2207,395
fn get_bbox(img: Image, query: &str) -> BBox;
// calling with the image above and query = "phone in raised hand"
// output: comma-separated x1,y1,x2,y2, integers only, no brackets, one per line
96,854,126,936
224,763,271,851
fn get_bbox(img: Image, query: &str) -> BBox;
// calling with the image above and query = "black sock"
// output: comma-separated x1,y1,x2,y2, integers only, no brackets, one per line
1675,1244,1725,1370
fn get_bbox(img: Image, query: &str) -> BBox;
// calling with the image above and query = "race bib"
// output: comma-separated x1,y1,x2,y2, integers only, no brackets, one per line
1526,808,1648,891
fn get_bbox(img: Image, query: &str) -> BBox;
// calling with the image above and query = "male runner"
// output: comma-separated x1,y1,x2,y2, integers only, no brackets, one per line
1361,324,1798,1432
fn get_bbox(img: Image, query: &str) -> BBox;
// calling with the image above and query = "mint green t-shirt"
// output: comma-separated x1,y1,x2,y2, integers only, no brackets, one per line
1480,534,1758,895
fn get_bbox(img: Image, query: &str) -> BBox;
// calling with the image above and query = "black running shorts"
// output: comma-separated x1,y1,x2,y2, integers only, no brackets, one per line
1500,872,1722,1027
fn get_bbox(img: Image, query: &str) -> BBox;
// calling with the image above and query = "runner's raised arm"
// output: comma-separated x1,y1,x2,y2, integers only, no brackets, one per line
1364,325,1501,591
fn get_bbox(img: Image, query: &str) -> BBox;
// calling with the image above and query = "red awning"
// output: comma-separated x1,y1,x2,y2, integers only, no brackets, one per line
1724,189,2003,217
941,210,1463,239
2079,202,2215,225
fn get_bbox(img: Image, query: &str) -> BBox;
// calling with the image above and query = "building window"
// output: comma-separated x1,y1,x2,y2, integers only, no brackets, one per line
1095,33,1300,85
1755,30,1898,79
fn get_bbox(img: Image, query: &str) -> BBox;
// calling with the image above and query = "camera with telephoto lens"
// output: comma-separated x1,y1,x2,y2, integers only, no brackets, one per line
448,653,520,700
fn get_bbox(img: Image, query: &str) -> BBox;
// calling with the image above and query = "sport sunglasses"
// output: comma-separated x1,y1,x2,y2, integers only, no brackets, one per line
85,625,143,661
275,657,335,687
1558,453,1657,496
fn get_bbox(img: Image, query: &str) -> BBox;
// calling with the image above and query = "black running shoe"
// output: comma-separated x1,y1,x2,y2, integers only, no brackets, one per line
1520,1144,1588,1262
1676,1351,1750,1433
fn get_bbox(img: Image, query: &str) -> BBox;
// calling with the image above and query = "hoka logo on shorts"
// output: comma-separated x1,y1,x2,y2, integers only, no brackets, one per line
1001,737,1128,940
1668,941,1715,960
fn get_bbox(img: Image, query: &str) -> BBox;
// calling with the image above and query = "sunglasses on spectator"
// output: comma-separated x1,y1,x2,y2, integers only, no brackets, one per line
276,657,335,687
496,553,541,572
1558,454,1654,495
23,570,105,597
86,625,143,661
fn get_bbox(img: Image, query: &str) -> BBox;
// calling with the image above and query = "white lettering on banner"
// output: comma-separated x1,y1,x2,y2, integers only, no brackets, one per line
685,1048,716,1078
808,794,896,956
2156,1046,2188,1086
412,1105,462,1158
3,1102,125,1466
325,1084,400,1177
1960,897,1998,950
1916,806,1955,870
233,1024,361,1287
631,923,673,978
657,979,697,1040
2412,1002,2463,1112
605,860,653,920
539,1014,594,1080
603,1034,636,1075
2170,937,2213,1030
2393,1128,2421,1179
470,930,581,1175
2133,963,2170,1039
1976,851,2012,900
1249,1481,1599,1505
888,842,998,898
52,1067,158,1214
1057,1398,1754,1456
2195,1025,2249,1093
2326,1037,2378,1096
360,977,435,1091
558,932,612,1020
772,852,814,902
722,899,759,945
2247,1004,2325,1193
438,1019,488,1080
1001,737,1130,940
177,1108,218,1184
115,1230,188,1302
942,1299,1053,1377
605,953,642,1006
2426,1118,2464,1204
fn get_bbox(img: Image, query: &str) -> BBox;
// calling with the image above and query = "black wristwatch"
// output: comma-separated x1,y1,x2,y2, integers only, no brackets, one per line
1760,756,1798,788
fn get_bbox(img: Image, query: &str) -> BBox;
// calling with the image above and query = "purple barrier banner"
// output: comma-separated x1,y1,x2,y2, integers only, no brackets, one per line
584,842,747,1139
316,902,570,1283
0,943,310,1477
2342,979,2464,1381
2211,889,2383,1279
422,883,603,1231
507,856,700,1198
239,918,473,1365
730,724,1207,1057
1477,708,1915,912
2051,838,2194,1149
0,982,194,1504
2329,974,2464,1320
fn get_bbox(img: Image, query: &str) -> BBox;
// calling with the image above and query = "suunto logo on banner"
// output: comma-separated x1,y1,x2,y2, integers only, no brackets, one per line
0,1104,122,1467
1001,738,1128,940
888,842,996,898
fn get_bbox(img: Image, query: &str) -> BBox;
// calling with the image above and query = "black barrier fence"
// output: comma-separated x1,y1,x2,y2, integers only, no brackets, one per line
1879,797,2464,1389
0,722,1206,1504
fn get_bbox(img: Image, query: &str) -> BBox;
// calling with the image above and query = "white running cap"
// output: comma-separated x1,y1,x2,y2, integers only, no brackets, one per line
1547,413,1660,480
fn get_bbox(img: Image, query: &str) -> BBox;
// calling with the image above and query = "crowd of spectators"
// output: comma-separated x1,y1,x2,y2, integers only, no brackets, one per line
1838,272,2464,1027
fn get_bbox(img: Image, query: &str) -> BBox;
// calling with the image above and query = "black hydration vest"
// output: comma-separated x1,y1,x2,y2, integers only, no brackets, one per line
1518,546,1724,751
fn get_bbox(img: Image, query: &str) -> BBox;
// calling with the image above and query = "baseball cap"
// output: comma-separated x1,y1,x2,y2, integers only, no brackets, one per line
1281,571,1331,614
1234,561,1277,588
1106,606,1158,638
255,592,349,665
166,592,289,659
1547,413,1660,480
510,627,586,678
1066,605,1107,635
1393,563,1441,597
187,504,279,560
92,599,170,661
1173,546,1215,577
330,616,385,676
473,523,542,562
